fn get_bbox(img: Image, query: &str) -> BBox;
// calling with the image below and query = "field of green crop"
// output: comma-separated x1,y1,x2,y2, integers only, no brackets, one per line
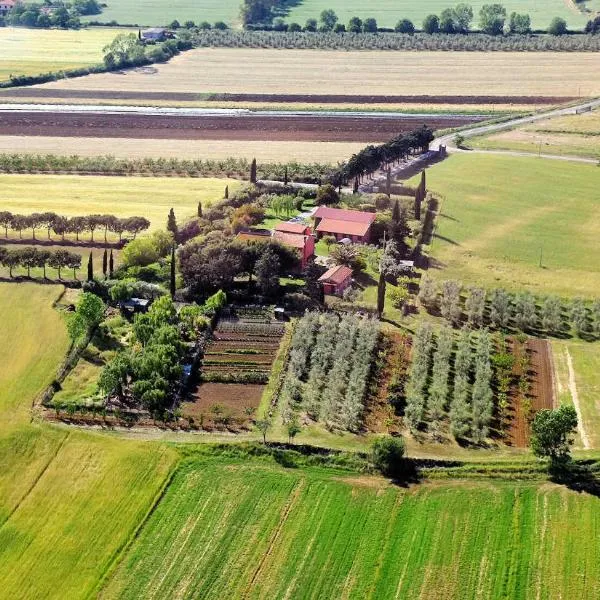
102,456,600,600
285,0,587,30
98,0,240,26
0,174,238,230
414,154,600,298
0,27,129,82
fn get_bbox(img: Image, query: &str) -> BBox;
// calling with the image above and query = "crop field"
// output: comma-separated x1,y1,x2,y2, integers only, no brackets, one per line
553,340,600,450
0,27,129,82
102,456,600,600
97,0,241,27
470,109,600,159
0,174,238,229
0,135,363,163
30,49,600,99
285,0,587,30
415,154,600,297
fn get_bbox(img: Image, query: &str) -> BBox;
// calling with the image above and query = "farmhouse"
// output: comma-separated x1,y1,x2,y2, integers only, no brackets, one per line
236,223,315,269
141,28,169,42
313,207,376,244
318,264,353,296
0,0,15,15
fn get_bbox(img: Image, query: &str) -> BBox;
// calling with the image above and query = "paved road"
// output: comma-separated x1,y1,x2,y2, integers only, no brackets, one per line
432,97,600,162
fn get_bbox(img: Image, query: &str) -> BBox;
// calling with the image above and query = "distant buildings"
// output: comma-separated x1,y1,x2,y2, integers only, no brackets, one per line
313,206,376,244
0,0,16,16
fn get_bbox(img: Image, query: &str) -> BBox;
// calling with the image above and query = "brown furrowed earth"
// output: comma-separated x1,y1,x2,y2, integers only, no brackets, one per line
0,111,485,143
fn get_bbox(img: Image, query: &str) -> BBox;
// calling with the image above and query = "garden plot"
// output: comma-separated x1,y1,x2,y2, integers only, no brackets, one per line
182,314,286,430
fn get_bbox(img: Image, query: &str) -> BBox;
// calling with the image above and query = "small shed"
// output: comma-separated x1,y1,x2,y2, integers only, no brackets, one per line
318,265,353,297
121,297,151,314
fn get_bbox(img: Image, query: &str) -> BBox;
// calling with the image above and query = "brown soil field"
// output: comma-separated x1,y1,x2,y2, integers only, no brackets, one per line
507,338,554,447
0,136,365,162
0,111,484,143
0,88,574,105
30,49,600,98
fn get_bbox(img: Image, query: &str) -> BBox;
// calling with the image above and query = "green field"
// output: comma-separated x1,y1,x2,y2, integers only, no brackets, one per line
553,339,600,450
470,109,600,160
102,456,600,600
98,0,241,26
0,174,239,230
414,154,600,298
0,27,129,82
285,0,588,30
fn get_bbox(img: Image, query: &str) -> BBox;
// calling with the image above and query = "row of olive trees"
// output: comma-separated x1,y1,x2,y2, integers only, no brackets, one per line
0,246,82,279
419,276,600,338
281,313,379,432
405,324,494,443
0,210,149,243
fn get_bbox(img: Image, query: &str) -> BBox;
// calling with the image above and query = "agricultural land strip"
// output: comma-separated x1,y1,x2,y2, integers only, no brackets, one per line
25,50,600,99
102,457,600,600
413,153,600,297
552,340,600,450
0,27,131,82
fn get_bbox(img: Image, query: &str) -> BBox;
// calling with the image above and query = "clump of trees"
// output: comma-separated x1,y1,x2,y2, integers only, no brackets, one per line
5,0,101,29
280,313,379,432
67,292,105,342
0,211,149,244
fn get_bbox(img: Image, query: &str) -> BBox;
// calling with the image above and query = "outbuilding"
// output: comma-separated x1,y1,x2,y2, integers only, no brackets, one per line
318,265,353,297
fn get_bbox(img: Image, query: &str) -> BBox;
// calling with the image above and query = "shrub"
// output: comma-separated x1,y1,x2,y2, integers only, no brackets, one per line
372,436,406,477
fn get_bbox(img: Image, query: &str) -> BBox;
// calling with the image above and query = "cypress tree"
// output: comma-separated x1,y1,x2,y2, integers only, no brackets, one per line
353,178,359,194
109,249,114,278
102,248,108,279
167,208,178,238
414,187,422,221
250,158,257,183
170,244,176,298
87,252,93,281
224,185,229,199
377,272,386,318
197,201,202,217
284,166,289,186
386,168,391,197
420,170,426,195
392,199,401,222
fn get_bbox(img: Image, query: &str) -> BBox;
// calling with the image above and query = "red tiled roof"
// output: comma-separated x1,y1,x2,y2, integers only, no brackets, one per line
275,222,310,235
273,230,306,250
313,206,376,225
316,218,371,237
319,265,353,285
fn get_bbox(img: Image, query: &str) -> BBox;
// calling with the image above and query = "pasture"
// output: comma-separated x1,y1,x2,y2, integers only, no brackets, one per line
32,49,600,98
0,27,128,82
102,456,600,600
285,0,587,30
416,154,600,297
98,0,240,26
470,109,600,159
0,136,362,163
0,174,238,229
553,340,600,450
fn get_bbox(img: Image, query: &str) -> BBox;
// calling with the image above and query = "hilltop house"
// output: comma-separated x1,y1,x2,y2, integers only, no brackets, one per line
313,206,376,244
0,0,16,15
318,265,353,297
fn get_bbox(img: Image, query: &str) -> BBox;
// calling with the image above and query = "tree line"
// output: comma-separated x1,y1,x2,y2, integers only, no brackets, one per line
0,246,85,279
328,127,434,188
2,0,101,29
241,4,597,35
192,29,600,51
418,276,600,339
0,211,150,244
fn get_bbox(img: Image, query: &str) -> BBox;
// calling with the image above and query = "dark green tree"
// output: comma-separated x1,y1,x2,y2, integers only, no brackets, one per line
224,185,229,199
530,405,578,465
167,208,178,238
479,3,507,35
422,14,440,33
372,436,406,477
109,249,114,278
170,244,176,298
256,247,280,297
197,202,202,218
87,251,93,281
102,248,108,279
250,158,257,183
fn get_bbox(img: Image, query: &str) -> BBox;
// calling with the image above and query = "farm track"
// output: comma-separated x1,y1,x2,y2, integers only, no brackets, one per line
0,110,485,143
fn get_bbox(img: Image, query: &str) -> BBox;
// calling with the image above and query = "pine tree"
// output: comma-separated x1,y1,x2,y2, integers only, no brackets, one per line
109,249,114,278
87,252,93,281
167,208,178,238
170,245,176,298
197,202,202,218
102,248,108,280
250,158,257,183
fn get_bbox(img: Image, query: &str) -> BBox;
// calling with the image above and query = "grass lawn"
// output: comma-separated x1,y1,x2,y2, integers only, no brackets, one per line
102,454,600,600
412,154,600,298
552,339,600,450
470,109,600,159
0,174,238,230
0,27,129,82
284,0,587,29
98,0,241,27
